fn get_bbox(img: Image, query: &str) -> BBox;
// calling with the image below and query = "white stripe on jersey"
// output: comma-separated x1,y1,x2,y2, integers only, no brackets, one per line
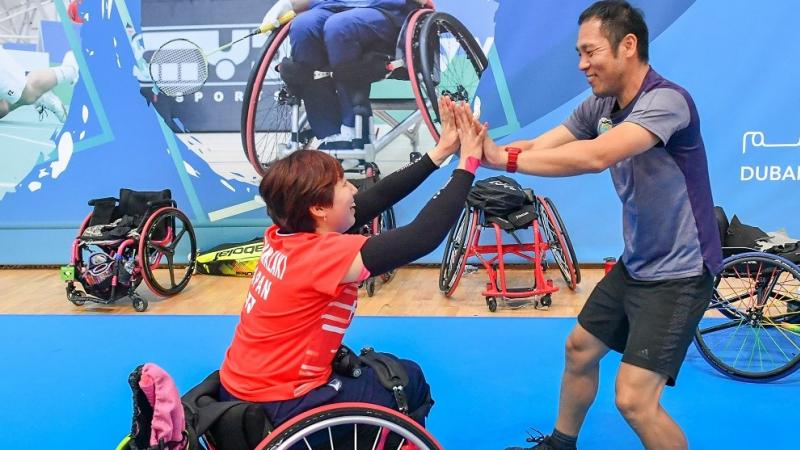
322,323,347,334
328,301,356,312
321,314,349,324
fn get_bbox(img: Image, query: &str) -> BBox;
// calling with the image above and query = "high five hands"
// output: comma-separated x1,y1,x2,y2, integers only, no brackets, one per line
431,96,493,170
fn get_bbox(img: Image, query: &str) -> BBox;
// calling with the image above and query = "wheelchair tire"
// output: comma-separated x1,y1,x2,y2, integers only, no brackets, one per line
138,207,197,297
694,252,800,381
438,204,475,297
536,196,580,289
410,11,488,140
242,20,309,176
255,402,442,450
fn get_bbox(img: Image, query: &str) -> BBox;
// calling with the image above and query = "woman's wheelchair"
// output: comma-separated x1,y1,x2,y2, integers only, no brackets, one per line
438,177,581,312
240,7,487,175
60,189,197,312
693,206,800,381
117,364,442,450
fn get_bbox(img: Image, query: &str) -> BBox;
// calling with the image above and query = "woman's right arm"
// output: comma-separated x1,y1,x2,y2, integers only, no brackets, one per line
350,96,461,228
341,103,487,282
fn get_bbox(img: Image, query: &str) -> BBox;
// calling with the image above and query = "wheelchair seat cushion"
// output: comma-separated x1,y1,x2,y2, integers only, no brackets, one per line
81,216,139,241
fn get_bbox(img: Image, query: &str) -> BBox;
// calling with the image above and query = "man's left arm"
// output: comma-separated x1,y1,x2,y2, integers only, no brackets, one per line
511,123,660,176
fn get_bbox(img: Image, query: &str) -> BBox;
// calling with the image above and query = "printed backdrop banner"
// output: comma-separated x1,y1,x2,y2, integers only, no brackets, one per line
0,0,798,264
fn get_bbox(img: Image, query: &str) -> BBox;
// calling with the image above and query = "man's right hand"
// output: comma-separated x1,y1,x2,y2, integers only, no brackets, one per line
261,0,294,29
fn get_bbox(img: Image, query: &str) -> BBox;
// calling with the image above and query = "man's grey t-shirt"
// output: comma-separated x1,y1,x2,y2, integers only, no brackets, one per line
563,68,722,280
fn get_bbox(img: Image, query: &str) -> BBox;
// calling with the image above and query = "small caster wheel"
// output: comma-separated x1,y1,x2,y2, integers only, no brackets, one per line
486,297,498,313
366,278,376,297
132,296,148,312
68,291,86,306
540,294,552,308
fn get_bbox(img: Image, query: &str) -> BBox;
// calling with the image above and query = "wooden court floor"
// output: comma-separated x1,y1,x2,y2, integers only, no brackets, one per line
0,265,605,316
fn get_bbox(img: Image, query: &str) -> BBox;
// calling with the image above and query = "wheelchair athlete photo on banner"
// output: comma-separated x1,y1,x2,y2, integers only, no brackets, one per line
0,0,84,203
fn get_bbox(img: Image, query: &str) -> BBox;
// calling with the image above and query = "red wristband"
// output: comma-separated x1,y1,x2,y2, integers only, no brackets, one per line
505,147,521,173
464,156,480,174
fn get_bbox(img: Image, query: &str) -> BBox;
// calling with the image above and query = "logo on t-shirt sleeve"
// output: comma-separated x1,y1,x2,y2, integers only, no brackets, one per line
597,117,613,135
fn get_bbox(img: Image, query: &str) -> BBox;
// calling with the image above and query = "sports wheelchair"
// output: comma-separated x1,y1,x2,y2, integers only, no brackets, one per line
61,189,197,312
241,6,487,174
693,206,800,381
439,178,580,312
117,360,442,450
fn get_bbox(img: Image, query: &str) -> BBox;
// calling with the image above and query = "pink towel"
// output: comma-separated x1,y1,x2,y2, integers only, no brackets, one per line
138,363,186,449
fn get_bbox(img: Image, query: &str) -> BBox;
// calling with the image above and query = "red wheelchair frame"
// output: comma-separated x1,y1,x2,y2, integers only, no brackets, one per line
439,195,580,312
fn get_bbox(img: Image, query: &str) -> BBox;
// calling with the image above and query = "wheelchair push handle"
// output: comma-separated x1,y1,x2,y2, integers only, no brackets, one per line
87,196,118,207
146,199,176,210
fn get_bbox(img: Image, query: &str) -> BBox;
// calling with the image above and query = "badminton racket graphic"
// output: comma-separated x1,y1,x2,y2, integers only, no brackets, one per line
148,11,295,97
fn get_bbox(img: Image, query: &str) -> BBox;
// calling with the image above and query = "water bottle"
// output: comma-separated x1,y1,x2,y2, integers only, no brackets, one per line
603,257,617,275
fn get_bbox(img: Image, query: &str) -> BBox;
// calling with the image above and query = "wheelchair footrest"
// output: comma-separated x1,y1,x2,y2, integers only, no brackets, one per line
504,286,537,293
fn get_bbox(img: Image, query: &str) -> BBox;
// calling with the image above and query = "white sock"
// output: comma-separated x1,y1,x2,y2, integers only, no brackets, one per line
52,65,78,86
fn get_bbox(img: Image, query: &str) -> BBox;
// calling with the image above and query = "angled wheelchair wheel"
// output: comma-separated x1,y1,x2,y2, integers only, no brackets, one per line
138,207,197,297
438,204,475,297
408,11,488,140
536,197,580,289
694,252,800,381
256,402,442,450
243,20,310,176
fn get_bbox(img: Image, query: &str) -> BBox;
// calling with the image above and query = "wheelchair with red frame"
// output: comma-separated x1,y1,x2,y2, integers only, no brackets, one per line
439,179,580,312
61,189,197,312
240,5,487,175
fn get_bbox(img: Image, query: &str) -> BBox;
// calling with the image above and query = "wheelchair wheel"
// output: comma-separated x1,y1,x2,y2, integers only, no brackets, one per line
694,252,800,381
243,20,310,176
536,196,580,290
138,207,197,297
438,204,475,297
409,11,488,140
256,402,442,450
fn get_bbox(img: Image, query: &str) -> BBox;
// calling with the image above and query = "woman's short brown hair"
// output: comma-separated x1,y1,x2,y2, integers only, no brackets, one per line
259,150,344,233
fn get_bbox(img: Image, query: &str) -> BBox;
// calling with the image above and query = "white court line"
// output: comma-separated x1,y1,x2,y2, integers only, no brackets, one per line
207,197,265,222
0,132,54,147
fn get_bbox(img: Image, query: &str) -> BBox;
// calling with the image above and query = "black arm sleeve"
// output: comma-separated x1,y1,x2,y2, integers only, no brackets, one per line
351,154,439,229
360,169,474,276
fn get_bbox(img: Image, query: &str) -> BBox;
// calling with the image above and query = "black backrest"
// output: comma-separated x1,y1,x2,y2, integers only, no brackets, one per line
119,189,171,225
182,371,272,450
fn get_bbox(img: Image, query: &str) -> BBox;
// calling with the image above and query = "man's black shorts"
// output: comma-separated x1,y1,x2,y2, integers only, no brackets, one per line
577,262,713,386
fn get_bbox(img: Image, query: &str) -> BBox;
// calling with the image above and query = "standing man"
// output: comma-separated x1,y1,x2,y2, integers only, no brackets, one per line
462,1,722,449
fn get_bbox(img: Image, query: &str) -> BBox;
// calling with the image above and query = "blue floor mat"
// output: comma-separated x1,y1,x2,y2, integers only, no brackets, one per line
0,315,796,449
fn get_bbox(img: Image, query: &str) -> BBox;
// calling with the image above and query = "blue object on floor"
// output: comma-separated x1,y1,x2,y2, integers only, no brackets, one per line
0,315,796,449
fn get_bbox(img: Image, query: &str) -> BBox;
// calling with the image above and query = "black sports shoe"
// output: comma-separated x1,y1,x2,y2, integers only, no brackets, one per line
505,429,559,450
